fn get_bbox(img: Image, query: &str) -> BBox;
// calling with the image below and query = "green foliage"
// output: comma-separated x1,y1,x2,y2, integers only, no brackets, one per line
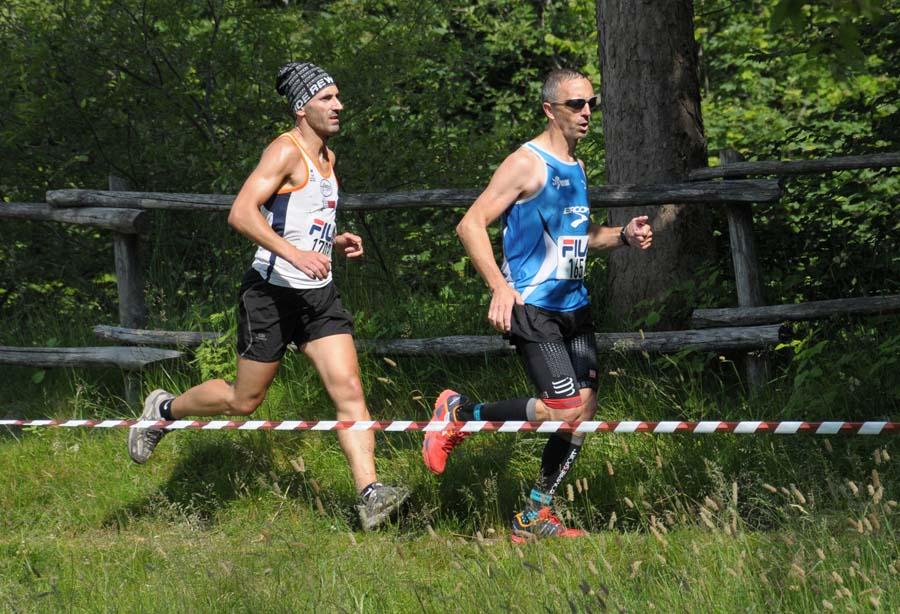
771,0,888,71
780,321,900,415
1,0,293,196
0,0,896,406
693,1,898,416
0,8,898,605
192,311,237,382
0,0,599,199
698,0,898,298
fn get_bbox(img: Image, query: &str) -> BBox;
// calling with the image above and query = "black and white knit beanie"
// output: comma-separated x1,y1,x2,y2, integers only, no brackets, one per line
276,61,335,113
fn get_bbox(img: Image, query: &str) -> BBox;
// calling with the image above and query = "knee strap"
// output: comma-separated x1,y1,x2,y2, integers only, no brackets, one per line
542,395,581,411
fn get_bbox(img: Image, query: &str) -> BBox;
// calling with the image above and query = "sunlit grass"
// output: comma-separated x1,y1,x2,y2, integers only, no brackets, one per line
1,421,898,612
2,211,899,611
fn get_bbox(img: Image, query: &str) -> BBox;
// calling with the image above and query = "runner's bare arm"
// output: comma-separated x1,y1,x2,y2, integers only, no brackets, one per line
334,232,364,258
587,216,653,251
457,150,543,332
228,139,331,279
577,161,653,251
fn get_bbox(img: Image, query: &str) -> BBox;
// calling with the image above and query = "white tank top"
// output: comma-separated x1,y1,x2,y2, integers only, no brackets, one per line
251,132,338,289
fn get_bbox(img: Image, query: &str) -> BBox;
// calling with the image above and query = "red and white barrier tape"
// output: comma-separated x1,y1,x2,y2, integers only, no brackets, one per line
0,419,897,435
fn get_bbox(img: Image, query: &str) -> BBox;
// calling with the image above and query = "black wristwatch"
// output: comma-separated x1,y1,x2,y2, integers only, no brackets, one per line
619,226,629,247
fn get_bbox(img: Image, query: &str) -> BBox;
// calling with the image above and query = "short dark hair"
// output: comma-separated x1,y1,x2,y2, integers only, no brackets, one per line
541,68,588,104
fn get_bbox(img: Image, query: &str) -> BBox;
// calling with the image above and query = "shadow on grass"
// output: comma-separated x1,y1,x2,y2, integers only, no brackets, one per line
98,416,899,537
103,433,281,530
428,434,536,523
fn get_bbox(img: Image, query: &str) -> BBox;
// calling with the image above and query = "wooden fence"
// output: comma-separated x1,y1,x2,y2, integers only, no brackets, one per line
2,151,898,397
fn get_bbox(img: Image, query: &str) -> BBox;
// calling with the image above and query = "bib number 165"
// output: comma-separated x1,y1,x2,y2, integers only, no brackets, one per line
557,236,587,280
568,258,585,279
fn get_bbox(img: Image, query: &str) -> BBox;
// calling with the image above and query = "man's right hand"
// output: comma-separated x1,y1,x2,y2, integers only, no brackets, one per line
289,249,331,280
488,285,524,333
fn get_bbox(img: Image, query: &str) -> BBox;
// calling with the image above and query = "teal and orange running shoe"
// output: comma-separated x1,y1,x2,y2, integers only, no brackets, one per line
510,506,587,543
421,389,471,475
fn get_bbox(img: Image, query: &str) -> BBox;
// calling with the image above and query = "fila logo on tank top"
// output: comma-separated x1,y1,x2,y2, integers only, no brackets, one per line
500,141,590,312
251,132,339,289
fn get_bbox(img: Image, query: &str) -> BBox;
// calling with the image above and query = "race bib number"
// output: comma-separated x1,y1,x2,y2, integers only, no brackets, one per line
311,237,333,257
556,236,587,280
308,218,335,257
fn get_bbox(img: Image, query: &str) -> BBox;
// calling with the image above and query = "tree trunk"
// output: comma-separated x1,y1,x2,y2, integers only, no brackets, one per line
596,0,711,327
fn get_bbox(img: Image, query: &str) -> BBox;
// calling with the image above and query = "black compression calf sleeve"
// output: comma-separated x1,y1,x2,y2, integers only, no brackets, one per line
529,433,585,507
454,398,534,421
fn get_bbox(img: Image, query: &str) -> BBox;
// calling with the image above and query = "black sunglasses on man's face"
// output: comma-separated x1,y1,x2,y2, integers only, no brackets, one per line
550,96,599,111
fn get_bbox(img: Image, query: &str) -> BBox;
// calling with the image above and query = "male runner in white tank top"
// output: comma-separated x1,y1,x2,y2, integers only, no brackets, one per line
128,62,409,531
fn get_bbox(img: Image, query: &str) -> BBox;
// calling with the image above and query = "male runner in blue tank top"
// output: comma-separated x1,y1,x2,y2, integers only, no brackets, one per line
422,69,653,542
128,61,409,531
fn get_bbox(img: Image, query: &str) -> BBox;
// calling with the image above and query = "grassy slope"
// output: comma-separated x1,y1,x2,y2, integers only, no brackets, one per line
2,218,898,612
2,360,898,612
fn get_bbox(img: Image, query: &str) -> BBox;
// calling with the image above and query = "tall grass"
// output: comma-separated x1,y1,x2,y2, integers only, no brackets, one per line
2,211,898,611
1,418,897,612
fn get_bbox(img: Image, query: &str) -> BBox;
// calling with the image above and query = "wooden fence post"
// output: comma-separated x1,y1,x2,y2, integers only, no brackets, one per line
108,175,147,329
721,149,768,391
109,175,147,403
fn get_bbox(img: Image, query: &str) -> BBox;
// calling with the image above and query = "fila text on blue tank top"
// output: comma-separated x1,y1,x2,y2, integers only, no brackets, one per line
501,141,590,312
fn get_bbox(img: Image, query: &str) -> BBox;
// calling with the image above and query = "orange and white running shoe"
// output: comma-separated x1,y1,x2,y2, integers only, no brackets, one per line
421,389,471,475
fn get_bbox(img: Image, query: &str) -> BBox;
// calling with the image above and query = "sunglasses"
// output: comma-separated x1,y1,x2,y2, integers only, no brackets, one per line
551,96,599,111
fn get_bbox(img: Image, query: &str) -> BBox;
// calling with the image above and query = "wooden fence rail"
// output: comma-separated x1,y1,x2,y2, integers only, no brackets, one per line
0,202,148,234
45,179,780,212
357,324,789,357
692,295,900,329
90,324,788,356
93,325,223,347
0,346,182,370
689,151,900,181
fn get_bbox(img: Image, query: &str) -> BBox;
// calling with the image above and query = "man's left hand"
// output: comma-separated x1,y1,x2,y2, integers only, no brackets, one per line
624,216,653,250
334,232,364,258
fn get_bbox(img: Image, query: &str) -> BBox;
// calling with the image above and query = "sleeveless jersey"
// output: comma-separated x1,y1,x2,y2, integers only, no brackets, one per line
251,132,338,289
500,141,590,312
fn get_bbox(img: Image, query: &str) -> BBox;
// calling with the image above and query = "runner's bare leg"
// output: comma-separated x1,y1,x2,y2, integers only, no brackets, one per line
303,333,377,491
170,358,280,417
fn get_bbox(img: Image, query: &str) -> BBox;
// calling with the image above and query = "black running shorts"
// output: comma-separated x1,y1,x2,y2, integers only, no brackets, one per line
236,269,354,363
508,304,599,404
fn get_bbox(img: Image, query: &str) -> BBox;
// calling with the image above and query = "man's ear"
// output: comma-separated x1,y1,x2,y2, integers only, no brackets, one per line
541,101,555,121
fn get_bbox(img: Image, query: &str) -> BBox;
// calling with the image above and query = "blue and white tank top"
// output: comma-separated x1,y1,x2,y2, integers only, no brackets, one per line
251,132,338,289
500,141,590,312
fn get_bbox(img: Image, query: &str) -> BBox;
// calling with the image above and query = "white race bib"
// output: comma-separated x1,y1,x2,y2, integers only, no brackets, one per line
556,236,587,279
307,217,335,257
